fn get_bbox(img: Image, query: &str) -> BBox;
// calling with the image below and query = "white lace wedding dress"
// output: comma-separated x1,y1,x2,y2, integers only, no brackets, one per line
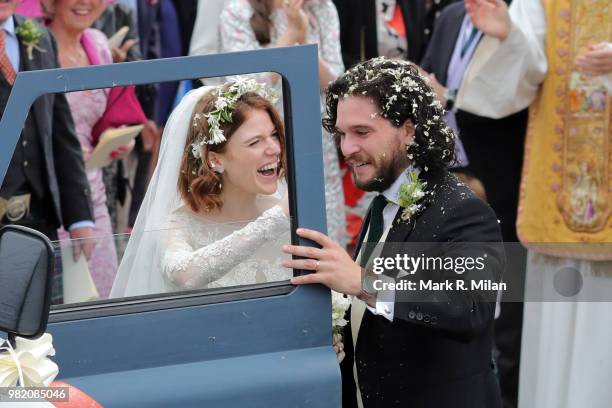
110,86,293,298
161,205,292,291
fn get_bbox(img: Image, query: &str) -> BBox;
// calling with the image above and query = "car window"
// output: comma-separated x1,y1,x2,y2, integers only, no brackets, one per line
44,76,299,307
0,46,327,317
51,217,293,306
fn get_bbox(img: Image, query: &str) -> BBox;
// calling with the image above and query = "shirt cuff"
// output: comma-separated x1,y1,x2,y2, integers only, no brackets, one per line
365,300,395,322
68,221,95,231
365,274,395,322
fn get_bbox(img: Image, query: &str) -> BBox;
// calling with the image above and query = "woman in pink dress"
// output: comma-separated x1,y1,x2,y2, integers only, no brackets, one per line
43,0,132,298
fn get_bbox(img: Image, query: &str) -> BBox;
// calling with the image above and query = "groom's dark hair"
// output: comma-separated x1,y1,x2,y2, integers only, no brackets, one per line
323,57,456,172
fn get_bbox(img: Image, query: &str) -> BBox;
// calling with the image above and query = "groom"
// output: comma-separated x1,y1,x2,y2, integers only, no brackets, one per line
283,58,504,407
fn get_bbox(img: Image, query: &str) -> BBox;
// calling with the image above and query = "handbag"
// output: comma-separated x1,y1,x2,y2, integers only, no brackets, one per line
91,85,148,145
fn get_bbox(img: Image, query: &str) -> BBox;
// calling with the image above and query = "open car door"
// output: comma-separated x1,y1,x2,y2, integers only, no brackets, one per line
0,45,341,407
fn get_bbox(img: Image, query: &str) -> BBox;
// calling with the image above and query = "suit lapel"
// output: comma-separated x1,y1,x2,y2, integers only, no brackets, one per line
14,16,44,73
350,197,373,359
353,202,372,261
383,206,415,248
379,169,441,266
14,16,48,150
351,171,437,406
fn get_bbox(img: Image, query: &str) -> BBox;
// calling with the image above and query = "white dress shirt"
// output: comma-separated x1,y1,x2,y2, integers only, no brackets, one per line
1,17,20,72
361,168,417,322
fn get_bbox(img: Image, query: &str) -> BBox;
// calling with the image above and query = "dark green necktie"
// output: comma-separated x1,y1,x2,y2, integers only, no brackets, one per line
460,27,479,58
360,195,388,267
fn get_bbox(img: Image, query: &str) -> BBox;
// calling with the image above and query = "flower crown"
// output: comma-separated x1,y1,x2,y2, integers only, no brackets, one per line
191,78,278,159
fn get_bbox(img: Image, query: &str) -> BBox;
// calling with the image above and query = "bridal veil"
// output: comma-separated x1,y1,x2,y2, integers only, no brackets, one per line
110,86,216,297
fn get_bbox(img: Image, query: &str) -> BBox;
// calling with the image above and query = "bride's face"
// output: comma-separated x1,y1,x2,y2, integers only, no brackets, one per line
211,108,282,196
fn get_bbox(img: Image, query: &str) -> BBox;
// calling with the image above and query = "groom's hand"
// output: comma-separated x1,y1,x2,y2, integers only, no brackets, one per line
282,228,362,296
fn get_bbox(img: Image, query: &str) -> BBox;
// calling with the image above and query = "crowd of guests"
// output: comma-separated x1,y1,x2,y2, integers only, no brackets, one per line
1,0,610,407
6,0,471,298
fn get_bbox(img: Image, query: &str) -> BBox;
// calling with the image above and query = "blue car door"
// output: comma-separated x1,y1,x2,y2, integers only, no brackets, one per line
0,45,341,407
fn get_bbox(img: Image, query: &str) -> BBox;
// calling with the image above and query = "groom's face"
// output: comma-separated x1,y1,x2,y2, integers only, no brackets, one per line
0,0,20,23
336,96,414,192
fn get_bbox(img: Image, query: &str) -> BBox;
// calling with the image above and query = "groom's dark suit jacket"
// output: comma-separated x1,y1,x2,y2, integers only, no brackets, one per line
0,15,92,235
341,169,503,408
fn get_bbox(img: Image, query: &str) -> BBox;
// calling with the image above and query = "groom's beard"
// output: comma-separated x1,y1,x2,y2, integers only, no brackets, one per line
353,150,407,192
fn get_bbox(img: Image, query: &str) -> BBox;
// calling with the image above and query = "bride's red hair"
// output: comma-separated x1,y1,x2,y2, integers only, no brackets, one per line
178,89,286,214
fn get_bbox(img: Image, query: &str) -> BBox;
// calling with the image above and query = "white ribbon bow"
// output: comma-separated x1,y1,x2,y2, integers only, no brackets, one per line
0,333,59,387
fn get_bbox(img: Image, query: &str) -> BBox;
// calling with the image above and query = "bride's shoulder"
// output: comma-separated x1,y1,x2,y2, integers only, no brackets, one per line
166,205,205,225
256,195,282,212
169,205,229,226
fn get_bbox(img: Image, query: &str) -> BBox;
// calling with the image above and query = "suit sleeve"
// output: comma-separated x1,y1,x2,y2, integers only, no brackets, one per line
117,4,143,62
48,33,94,228
391,197,504,341
419,6,451,75
145,2,161,61
419,43,434,74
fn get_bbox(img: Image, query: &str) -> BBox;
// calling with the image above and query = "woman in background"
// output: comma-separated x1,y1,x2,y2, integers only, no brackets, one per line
43,0,134,298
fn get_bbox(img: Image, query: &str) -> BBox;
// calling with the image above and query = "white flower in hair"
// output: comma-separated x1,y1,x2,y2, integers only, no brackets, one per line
190,78,278,158
192,143,202,159
207,114,220,128
214,97,229,111
209,126,226,145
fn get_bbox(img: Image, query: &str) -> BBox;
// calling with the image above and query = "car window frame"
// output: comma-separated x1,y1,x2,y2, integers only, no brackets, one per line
0,45,327,322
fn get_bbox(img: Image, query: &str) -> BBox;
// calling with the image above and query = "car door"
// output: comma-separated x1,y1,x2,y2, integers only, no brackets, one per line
0,45,341,407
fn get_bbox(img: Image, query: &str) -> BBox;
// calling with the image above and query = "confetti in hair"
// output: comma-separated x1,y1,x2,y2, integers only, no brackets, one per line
323,57,456,172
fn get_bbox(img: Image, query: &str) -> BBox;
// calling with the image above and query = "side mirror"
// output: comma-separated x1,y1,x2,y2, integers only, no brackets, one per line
0,225,54,345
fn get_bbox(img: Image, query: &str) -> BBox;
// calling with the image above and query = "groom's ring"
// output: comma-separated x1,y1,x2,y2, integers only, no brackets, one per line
314,260,320,270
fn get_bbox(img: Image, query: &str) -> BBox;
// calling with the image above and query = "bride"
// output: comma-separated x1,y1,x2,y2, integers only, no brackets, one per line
110,80,292,297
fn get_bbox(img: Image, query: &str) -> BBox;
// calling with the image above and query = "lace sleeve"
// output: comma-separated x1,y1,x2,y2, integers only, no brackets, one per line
161,206,290,289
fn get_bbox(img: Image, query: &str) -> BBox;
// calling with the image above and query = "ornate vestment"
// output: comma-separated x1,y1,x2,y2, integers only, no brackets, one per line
517,0,611,259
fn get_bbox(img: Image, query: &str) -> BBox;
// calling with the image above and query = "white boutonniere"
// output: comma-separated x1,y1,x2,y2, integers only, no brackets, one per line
397,170,427,222
15,19,45,61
